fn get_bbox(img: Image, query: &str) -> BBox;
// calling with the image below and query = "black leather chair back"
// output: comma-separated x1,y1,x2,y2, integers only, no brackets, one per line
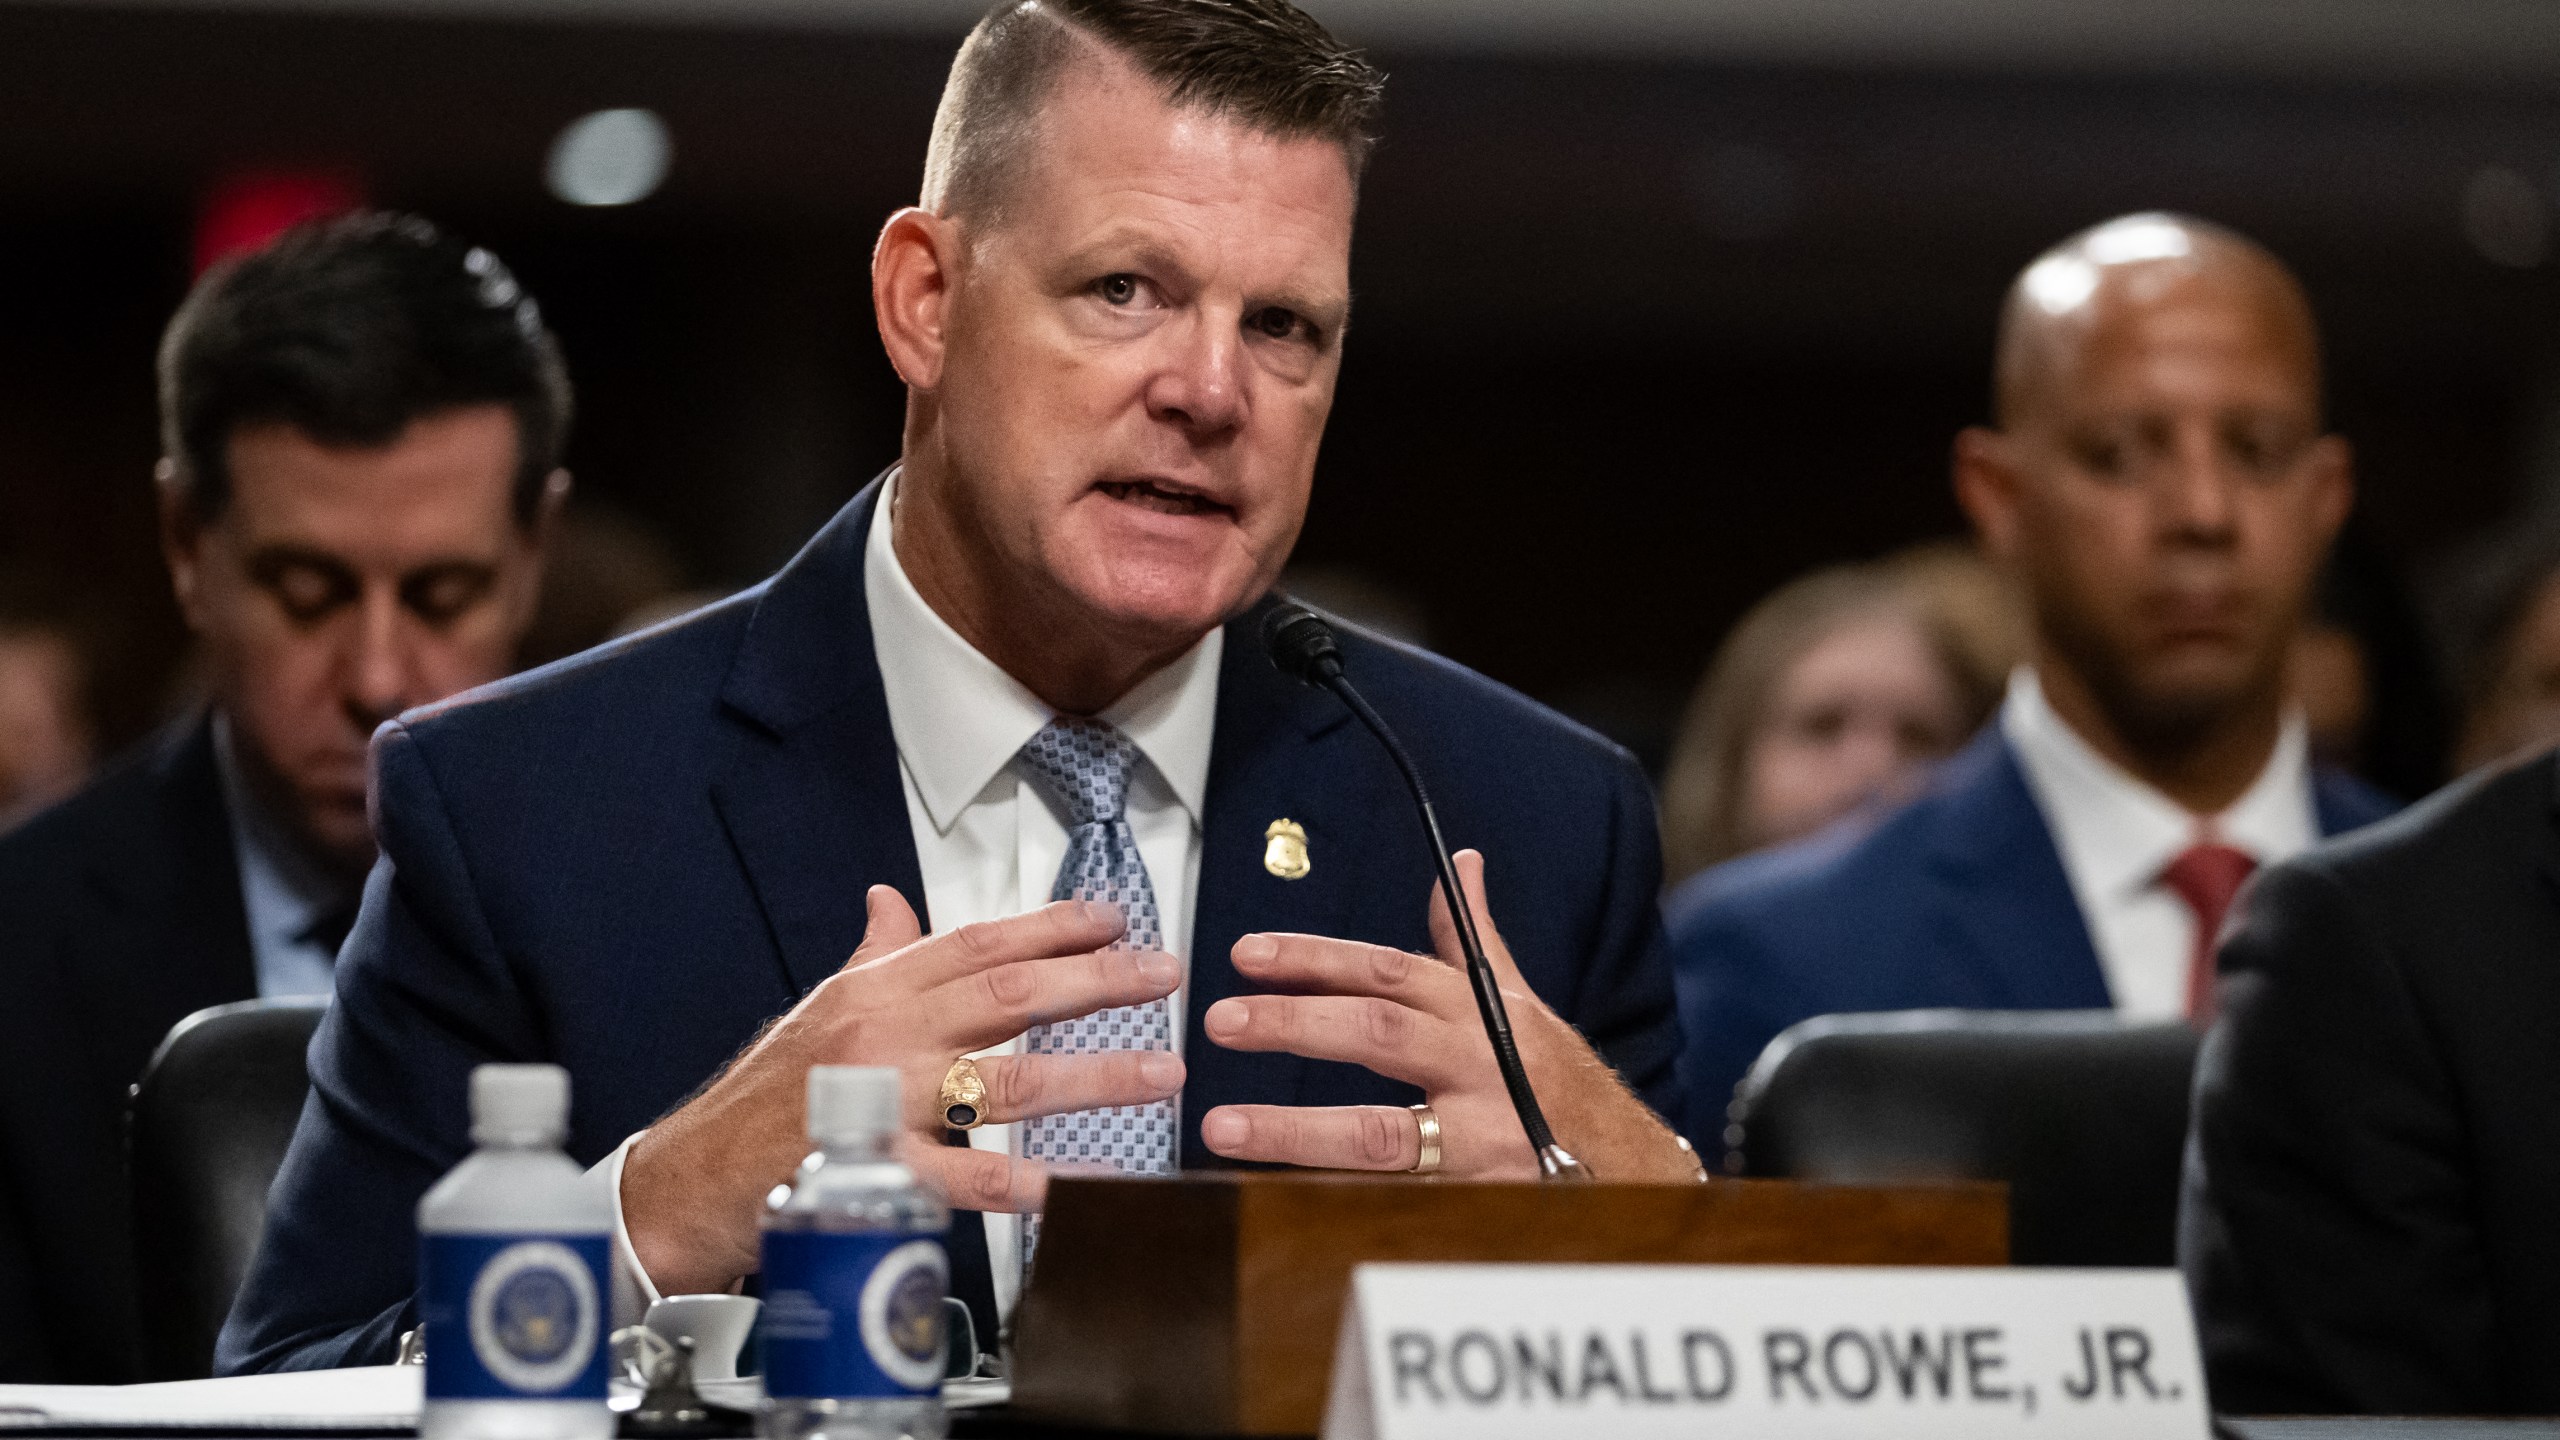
1728,1009,2201,1267
128,998,326,1380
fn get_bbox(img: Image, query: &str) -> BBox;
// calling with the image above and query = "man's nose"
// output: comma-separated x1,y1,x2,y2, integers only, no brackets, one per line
1145,312,1246,437
341,592,416,733
2157,430,2241,542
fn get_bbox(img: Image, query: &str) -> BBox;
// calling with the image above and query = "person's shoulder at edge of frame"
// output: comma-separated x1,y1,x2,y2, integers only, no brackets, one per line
2252,744,2554,939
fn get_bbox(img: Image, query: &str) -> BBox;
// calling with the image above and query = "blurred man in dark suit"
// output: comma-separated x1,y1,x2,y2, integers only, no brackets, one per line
221,0,1699,1376
1667,214,2395,1153
0,215,565,1381
2181,755,2560,1413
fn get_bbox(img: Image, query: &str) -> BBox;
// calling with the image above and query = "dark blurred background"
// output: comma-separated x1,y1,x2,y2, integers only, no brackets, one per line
8,0,2560,772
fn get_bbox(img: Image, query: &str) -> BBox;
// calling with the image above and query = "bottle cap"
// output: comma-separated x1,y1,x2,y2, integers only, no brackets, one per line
807,1066,900,1146
471,1063,569,1144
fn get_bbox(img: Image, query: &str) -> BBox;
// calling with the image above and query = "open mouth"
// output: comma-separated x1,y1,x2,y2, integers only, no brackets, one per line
1097,477,1233,518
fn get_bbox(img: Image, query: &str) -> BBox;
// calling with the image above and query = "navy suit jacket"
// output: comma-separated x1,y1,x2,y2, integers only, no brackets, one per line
1665,725,2397,1153
217,478,1679,1374
0,718,256,1382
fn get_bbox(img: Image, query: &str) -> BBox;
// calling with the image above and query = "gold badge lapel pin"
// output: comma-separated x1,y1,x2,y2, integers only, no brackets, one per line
1263,818,1311,880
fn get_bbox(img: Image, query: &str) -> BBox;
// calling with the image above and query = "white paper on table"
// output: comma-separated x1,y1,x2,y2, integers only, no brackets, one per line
0,1366,421,1431
0,1368,1007,1431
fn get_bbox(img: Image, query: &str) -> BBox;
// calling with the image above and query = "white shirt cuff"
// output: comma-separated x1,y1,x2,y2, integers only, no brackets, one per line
590,1132,662,1328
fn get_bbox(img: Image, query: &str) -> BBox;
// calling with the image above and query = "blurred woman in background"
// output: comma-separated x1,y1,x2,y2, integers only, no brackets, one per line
1658,546,2021,888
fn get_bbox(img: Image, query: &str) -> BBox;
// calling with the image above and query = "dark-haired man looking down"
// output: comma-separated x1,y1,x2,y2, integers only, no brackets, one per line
0,214,567,1381
221,0,1698,1372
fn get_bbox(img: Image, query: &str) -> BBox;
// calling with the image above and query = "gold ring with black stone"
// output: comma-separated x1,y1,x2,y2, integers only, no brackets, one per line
940,1056,989,1131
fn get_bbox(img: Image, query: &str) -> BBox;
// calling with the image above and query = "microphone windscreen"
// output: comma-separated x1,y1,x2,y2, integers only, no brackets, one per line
1260,601,1342,685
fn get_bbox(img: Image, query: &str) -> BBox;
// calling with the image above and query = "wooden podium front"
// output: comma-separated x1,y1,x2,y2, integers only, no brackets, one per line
1007,1173,2006,1436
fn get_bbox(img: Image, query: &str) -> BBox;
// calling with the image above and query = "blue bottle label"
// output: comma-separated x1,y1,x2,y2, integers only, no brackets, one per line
420,1234,610,1400
760,1231,949,1399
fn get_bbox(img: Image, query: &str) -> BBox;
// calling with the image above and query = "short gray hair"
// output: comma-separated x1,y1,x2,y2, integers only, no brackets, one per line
920,0,1385,224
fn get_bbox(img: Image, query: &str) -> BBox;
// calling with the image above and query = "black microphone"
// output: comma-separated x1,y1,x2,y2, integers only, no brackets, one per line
1260,600,1592,1182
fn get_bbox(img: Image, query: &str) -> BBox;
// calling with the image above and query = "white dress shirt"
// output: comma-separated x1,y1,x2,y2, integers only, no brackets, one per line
212,713,353,999
602,471,1220,1321
1998,667,2319,1021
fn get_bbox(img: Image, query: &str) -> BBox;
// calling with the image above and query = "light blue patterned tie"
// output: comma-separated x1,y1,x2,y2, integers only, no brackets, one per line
1016,718,1179,1197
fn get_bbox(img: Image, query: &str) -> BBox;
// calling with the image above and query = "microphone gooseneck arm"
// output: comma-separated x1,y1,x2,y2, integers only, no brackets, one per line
1261,603,1592,1183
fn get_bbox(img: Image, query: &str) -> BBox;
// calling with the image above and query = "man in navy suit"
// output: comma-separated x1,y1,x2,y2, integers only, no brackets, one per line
1668,213,2395,1156
0,217,568,1382
221,0,1698,1373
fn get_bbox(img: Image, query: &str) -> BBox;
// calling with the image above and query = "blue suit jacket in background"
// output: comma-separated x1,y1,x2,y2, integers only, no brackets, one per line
1665,725,2398,1158
216,478,1680,1374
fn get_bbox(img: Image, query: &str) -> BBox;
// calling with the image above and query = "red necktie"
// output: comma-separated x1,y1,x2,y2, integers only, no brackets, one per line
2161,841,2256,1027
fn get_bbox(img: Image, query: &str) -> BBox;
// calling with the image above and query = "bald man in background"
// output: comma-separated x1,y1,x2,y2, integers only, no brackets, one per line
1666,213,2396,1150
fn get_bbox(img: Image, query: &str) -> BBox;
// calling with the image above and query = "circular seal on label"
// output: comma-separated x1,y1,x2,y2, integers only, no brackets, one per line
858,1240,948,1391
467,1240,598,1394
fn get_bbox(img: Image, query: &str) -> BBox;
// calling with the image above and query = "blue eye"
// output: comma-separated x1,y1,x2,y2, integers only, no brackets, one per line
1251,308,1306,342
1096,274,1138,305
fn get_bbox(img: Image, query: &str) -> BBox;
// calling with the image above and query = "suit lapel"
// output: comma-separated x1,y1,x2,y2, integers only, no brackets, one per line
709,477,926,999
1920,730,2114,1009
63,717,258,1090
1181,598,1359,1164
162,720,259,1008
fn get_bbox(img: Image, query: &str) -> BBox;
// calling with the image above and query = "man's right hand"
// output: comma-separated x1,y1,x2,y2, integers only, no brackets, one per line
622,886,1185,1295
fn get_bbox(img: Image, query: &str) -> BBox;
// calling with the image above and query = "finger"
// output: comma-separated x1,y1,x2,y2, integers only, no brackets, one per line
1201,994,1467,1088
1428,849,1528,991
911,899,1130,989
906,1141,1050,1214
1227,932,1470,1016
1199,1104,1420,1171
933,946,1183,1050
841,885,925,974
967,1050,1185,1126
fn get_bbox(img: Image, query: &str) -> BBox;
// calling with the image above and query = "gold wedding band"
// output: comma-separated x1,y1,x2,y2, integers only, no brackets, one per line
940,1057,989,1130
1409,1103,1442,1175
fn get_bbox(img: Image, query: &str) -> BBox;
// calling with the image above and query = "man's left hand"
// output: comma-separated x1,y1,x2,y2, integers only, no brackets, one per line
1197,849,1703,1183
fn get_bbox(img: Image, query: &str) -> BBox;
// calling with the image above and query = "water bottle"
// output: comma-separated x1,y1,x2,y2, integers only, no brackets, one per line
418,1064,614,1440
759,1066,951,1440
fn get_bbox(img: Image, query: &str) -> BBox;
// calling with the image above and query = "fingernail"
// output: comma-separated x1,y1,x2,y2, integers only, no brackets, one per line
1136,951,1179,989
1233,934,1277,967
1201,1110,1246,1149
1204,998,1246,1039
1083,900,1126,932
1140,1051,1183,1090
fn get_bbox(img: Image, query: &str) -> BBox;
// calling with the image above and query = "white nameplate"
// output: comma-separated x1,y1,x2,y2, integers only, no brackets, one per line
1321,1264,2209,1440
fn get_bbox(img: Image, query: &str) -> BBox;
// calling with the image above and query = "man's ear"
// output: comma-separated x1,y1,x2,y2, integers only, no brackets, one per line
1952,426,2027,565
502,468,574,638
155,457,211,633
532,467,573,550
873,207,959,392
